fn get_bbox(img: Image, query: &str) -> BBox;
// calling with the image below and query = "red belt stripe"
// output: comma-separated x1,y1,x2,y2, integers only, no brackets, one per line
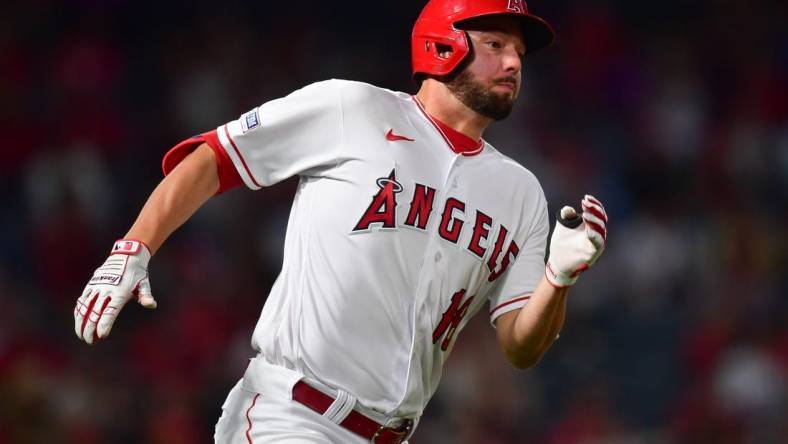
292,381,412,443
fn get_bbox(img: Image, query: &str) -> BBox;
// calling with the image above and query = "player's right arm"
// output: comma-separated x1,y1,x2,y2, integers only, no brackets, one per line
73,143,218,345
124,143,219,254
74,80,346,345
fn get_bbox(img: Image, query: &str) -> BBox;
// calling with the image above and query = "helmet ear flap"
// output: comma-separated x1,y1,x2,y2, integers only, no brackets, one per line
411,26,470,78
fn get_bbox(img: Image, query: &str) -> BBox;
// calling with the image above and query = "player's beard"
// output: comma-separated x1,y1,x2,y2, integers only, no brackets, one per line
445,70,517,121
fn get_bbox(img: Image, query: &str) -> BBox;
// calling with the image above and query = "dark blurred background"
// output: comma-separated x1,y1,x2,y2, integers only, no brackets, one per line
1,0,786,443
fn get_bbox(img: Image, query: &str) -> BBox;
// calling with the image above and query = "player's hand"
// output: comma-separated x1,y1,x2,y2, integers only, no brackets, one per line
74,239,157,345
545,195,608,288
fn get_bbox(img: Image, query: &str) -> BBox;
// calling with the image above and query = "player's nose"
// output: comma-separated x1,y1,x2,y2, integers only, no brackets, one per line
502,46,522,74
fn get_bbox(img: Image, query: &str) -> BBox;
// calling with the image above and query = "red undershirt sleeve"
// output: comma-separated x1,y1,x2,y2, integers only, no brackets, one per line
161,129,243,194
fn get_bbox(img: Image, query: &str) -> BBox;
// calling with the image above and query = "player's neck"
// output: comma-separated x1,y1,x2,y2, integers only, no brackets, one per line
415,80,492,142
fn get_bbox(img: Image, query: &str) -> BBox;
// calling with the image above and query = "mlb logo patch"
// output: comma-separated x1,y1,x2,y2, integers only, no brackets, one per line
241,108,260,133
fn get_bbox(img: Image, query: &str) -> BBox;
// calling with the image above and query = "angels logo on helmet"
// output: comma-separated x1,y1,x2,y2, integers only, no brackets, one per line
507,0,525,14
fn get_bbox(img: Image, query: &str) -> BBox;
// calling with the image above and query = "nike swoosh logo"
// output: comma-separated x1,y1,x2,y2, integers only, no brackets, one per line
386,129,414,142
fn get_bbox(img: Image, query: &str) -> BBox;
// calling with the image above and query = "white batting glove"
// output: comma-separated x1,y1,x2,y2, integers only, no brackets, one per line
74,239,157,345
545,195,608,288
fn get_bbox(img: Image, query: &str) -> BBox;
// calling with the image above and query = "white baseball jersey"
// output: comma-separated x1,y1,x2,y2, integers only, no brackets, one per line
166,79,549,419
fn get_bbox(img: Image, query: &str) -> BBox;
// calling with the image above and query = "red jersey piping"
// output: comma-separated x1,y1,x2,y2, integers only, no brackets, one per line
490,293,533,317
223,124,263,188
411,96,485,156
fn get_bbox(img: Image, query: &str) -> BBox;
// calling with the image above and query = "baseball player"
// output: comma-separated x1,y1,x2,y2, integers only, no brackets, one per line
74,1,609,443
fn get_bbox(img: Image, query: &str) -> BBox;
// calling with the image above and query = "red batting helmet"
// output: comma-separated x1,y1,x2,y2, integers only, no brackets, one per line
411,0,555,78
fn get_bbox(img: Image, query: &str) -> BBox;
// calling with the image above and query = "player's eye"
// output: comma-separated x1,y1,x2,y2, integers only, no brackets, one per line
486,40,502,50
517,44,527,59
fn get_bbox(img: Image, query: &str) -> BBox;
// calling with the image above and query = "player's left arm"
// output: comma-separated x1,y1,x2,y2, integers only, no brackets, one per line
496,195,607,368
495,280,568,368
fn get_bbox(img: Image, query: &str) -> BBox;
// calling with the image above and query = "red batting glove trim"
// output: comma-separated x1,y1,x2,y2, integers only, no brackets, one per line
111,239,152,255
80,292,100,337
584,195,604,208
545,263,574,289
582,203,608,224
584,219,607,241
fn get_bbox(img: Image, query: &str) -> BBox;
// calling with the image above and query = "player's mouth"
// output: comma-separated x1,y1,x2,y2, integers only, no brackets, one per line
492,78,518,93
494,82,516,91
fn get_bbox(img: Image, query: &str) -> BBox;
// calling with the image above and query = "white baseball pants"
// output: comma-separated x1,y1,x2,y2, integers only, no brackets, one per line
213,357,411,443
214,379,370,443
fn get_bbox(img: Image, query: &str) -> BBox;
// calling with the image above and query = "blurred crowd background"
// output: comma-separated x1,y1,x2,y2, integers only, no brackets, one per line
1,0,786,443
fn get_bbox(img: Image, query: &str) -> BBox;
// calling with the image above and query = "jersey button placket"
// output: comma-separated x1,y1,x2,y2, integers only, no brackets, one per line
448,155,462,190
414,153,460,345
426,154,461,290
